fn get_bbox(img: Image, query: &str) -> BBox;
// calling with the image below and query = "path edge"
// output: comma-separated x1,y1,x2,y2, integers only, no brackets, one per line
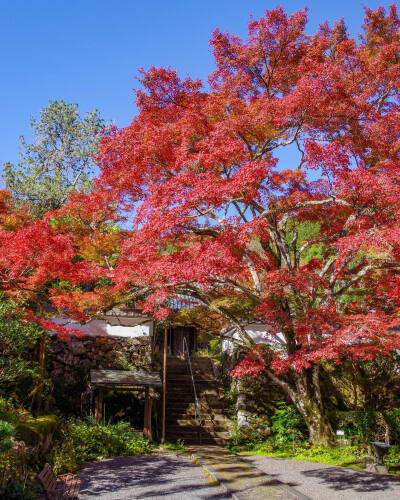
190,452,239,499
190,451,311,500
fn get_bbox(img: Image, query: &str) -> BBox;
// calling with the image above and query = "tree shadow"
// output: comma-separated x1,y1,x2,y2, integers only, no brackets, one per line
78,454,229,499
302,466,400,493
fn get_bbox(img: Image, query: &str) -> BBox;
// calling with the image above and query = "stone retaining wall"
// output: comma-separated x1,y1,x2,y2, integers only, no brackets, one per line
46,335,152,415
222,349,285,430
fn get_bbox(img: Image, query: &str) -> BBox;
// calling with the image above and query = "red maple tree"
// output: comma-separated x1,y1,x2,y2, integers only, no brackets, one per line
93,5,400,445
0,189,123,335
1,5,399,446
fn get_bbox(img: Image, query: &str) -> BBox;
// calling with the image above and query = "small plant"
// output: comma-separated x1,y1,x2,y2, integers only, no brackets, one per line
161,439,188,452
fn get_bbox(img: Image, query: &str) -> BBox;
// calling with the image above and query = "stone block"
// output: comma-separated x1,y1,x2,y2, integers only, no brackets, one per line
366,463,388,474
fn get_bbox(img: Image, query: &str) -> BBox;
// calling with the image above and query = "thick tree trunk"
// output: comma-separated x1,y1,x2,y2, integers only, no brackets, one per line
292,369,336,447
294,392,336,446
268,366,336,446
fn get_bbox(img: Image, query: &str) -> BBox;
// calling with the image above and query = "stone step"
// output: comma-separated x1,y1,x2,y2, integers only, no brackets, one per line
166,412,226,421
172,415,229,425
167,389,224,398
166,376,217,384
166,401,226,410
166,423,229,433
168,393,225,401
166,402,226,412
166,436,228,445
166,428,230,439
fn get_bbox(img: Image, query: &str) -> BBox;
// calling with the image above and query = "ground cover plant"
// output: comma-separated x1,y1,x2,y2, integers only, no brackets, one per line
228,402,400,474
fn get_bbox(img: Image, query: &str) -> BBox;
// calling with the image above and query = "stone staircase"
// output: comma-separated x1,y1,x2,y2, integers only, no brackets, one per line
165,356,231,445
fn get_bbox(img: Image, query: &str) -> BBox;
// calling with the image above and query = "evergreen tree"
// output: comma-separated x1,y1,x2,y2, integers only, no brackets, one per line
3,100,108,217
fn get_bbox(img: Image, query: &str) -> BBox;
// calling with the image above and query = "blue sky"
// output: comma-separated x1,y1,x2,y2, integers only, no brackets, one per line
0,0,395,184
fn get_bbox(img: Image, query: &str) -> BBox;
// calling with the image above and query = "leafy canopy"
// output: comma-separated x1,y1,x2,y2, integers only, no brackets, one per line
89,5,400,376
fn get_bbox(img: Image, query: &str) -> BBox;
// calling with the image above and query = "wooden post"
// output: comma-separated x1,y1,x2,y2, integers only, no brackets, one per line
143,387,149,439
161,326,167,444
94,388,104,424
147,396,153,442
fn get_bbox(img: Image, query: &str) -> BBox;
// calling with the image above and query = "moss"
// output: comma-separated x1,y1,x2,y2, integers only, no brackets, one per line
16,414,59,445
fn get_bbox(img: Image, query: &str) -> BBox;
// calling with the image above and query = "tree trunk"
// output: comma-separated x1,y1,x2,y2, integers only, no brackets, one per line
292,369,336,447
294,393,336,446
268,366,336,447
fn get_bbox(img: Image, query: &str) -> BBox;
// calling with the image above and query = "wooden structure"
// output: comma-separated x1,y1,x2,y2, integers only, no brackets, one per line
155,326,199,356
90,369,162,441
38,463,80,499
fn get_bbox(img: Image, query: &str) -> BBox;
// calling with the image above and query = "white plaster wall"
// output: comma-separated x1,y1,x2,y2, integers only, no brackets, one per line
222,323,285,352
51,317,153,338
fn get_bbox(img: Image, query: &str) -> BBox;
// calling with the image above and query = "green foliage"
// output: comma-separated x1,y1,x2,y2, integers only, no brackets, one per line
1,481,37,500
0,450,38,499
0,396,30,426
209,295,259,318
209,338,222,357
160,440,188,452
0,408,38,499
50,419,152,473
271,402,308,442
16,415,59,446
287,221,324,263
0,295,42,384
386,445,400,466
335,409,400,444
229,424,266,448
3,100,108,217
0,420,15,452
239,440,365,466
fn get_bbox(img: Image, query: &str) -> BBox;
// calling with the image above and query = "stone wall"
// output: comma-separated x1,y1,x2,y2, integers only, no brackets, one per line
45,335,152,415
222,349,286,431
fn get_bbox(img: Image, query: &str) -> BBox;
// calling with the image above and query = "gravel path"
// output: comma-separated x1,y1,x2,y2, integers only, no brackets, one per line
78,453,229,499
243,455,400,500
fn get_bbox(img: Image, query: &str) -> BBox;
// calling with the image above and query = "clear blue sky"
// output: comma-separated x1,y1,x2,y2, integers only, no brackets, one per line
0,0,395,183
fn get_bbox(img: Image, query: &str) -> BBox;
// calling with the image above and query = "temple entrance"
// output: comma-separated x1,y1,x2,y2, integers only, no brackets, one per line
155,326,198,356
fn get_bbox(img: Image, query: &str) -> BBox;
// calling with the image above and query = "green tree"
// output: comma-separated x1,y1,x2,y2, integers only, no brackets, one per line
3,100,108,217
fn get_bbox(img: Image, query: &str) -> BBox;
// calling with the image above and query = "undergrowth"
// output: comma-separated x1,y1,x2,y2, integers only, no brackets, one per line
50,419,152,473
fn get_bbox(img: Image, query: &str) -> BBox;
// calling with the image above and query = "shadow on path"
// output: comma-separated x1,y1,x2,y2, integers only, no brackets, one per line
244,455,400,500
302,466,400,493
78,454,228,499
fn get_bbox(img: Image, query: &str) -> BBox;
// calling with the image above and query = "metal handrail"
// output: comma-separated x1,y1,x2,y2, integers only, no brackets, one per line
183,337,202,426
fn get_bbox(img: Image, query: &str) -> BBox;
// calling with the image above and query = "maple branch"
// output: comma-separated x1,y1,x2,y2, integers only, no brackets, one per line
259,197,352,218
333,265,374,296
233,201,249,223
376,87,391,114
319,255,336,278
265,368,297,400
243,253,262,294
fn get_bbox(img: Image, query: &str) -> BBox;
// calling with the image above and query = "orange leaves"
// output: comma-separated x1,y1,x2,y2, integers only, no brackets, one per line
2,7,400,361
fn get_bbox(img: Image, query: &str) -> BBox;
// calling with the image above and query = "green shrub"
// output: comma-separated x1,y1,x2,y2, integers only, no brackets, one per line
385,445,400,466
335,409,400,444
0,419,15,452
0,294,42,384
50,419,152,473
271,402,308,442
0,396,30,426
